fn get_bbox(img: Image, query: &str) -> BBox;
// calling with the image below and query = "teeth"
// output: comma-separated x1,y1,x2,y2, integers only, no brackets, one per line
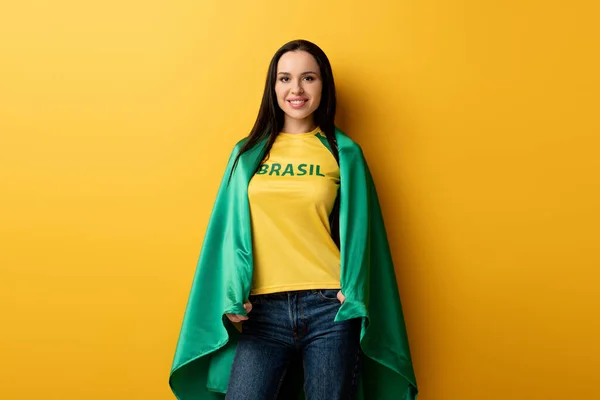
290,100,305,104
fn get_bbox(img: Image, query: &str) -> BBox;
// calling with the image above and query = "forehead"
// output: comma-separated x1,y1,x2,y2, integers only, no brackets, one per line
277,50,320,73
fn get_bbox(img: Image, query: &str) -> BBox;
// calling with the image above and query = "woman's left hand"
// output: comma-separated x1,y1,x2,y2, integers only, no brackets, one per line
337,290,346,304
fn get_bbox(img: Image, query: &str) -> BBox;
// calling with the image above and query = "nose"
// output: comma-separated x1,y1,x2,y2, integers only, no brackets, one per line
291,79,304,94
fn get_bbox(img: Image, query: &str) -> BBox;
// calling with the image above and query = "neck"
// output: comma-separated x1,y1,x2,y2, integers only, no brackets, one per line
281,117,317,134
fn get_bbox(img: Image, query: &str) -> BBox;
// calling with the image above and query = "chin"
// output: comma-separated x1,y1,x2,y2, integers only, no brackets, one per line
286,108,316,121
289,113,311,121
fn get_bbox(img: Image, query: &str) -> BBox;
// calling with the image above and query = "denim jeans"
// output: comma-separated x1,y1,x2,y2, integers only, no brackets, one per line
225,289,362,400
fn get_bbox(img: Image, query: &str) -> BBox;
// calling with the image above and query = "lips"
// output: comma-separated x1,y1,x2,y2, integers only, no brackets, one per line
287,98,308,108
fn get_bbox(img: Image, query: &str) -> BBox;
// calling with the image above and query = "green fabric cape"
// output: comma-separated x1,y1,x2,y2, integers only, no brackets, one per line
169,128,418,399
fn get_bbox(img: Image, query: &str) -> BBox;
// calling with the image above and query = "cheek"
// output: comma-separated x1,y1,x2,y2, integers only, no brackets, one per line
311,85,323,106
274,85,286,105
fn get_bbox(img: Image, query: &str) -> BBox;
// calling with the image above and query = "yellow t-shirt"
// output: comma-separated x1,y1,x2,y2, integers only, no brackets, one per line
248,127,341,295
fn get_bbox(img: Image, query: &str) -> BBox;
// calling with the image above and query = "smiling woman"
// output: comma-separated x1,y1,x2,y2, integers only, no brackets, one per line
169,39,418,400
275,51,323,131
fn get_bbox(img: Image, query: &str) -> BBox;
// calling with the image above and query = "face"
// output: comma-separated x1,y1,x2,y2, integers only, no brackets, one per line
274,50,323,127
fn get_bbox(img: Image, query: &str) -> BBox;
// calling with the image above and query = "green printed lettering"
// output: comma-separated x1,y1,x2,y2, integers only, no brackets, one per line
256,164,268,175
297,164,307,176
281,164,295,176
316,165,325,177
309,164,314,175
269,163,282,176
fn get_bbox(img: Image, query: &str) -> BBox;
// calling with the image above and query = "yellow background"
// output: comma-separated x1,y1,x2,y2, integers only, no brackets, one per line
1,0,598,399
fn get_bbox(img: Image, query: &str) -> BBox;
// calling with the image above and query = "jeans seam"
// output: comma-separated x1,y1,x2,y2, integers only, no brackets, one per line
349,348,362,399
273,362,290,400
299,294,307,338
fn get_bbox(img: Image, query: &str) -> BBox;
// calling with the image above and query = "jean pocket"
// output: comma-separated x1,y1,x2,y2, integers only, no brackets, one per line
314,289,341,302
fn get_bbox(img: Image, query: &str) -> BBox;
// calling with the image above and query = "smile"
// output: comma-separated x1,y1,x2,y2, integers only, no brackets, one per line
287,99,308,108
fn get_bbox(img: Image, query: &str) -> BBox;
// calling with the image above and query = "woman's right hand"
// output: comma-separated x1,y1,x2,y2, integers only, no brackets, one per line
226,301,253,323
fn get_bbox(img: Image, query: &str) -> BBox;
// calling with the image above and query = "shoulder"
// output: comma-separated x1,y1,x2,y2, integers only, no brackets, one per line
233,137,249,151
334,127,365,159
227,137,249,157
218,137,250,166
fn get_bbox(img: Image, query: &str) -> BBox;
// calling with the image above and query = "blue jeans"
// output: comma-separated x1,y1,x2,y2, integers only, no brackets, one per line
225,289,362,400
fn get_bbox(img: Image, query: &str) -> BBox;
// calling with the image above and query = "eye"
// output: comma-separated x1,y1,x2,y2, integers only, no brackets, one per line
303,76,315,82
279,76,290,82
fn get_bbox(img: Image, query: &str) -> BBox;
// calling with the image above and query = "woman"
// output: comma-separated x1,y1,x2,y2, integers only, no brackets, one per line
169,40,418,400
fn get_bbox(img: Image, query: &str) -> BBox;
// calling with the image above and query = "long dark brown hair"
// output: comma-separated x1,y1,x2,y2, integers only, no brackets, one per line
230,39,339,177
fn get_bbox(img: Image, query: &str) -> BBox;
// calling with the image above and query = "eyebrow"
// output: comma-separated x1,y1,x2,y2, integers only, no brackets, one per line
277,71,320,76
